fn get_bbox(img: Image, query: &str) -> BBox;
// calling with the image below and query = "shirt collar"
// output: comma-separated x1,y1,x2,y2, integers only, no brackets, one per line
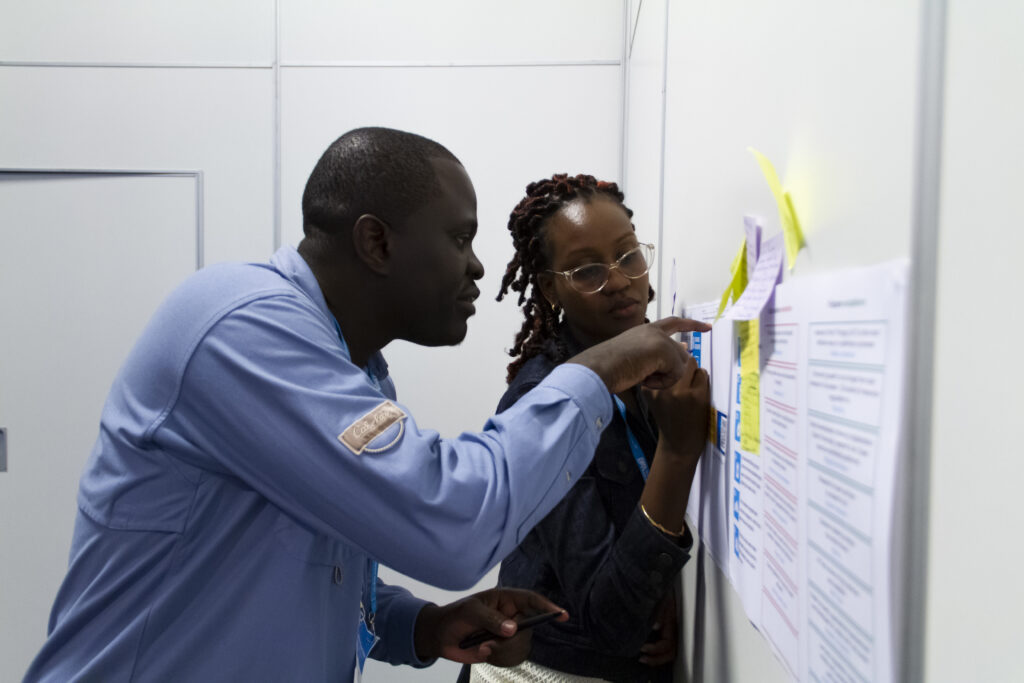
268,246,390,379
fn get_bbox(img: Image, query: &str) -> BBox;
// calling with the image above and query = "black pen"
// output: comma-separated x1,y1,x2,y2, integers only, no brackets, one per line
458,610,564,649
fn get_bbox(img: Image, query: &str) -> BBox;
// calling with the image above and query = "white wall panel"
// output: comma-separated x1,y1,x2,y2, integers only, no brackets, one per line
0,66,275,264
662,1,919,308
0,173,198,682
281,63,622,682
926,1,1024,680
0,0,274,65
280,0,623,63
623,0,668,316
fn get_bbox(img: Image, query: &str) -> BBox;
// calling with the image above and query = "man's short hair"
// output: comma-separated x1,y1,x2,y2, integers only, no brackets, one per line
301,127,460,238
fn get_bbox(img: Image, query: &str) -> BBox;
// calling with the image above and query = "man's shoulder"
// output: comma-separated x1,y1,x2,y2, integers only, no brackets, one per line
131,259,317,369
167,260,306,319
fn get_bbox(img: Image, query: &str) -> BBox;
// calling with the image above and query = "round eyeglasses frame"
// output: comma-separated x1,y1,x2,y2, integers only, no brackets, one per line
546,242,655,295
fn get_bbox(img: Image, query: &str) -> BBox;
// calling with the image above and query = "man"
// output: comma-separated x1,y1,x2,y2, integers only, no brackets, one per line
25,127,708,681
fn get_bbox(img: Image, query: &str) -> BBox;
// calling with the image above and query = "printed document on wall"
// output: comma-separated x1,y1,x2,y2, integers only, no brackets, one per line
684,300,733,569
685,259,908,683
762,259,908,683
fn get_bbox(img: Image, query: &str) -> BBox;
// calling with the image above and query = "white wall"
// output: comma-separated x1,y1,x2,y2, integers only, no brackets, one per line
0,2,626,682
926,1,1024,681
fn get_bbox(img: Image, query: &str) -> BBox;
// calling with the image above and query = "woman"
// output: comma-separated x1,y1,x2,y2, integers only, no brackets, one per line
468,174,709,682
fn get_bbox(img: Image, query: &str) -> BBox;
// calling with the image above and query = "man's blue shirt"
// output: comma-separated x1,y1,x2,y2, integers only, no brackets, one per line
25,246,612,682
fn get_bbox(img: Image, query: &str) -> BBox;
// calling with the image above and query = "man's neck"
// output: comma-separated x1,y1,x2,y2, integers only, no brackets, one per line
325,302,387,368
298,245,391,368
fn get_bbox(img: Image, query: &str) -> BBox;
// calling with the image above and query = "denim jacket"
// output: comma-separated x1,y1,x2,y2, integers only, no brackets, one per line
495,329,692,682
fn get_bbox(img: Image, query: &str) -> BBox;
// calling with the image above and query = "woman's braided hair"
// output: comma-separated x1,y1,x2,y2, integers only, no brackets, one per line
497,173,654,382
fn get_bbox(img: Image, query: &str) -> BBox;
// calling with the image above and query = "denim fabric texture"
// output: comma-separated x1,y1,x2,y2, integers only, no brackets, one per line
494,328,692,683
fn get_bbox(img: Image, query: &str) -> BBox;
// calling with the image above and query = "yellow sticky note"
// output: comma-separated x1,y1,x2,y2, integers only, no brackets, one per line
749,147,806,270
749,147,785,207
715,239,748,322
782,192,806,269
738,319,760,453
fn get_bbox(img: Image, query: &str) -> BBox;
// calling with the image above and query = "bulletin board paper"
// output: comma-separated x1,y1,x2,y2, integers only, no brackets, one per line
686,259,908,683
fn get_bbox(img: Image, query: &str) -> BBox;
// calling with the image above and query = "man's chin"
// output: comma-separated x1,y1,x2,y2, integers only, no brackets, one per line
409,322,470,348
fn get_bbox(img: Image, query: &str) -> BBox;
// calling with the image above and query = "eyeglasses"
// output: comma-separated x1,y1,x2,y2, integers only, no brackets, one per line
547,243,655,294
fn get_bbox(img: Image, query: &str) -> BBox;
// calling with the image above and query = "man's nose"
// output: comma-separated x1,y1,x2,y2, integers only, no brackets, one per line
468,248,484,280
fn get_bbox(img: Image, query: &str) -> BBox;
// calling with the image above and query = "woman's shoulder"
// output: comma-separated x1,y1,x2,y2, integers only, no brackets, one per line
497,352,562,413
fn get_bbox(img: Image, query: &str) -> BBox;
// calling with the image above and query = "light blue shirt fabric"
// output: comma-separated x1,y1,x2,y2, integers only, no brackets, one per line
25,246,612,682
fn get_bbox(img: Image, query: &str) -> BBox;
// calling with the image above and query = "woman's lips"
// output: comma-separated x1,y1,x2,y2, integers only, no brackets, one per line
609,299,641,318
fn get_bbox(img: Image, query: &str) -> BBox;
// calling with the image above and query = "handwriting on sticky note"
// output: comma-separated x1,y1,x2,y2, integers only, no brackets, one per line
725,233,784,321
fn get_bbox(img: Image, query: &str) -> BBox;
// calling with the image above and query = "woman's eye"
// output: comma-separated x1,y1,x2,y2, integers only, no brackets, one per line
620,251,640,266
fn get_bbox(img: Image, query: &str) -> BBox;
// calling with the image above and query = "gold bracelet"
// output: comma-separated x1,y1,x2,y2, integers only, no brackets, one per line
640,503,684,538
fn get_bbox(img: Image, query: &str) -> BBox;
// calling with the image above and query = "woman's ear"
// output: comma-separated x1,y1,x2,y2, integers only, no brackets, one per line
538,272,559,309
351,214,392,275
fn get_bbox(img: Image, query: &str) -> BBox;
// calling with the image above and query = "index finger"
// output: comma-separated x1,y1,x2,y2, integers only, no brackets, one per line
650,316,712,336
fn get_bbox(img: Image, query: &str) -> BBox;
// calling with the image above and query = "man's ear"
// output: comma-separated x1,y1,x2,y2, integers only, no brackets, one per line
351,214,392,275
538,272,559,309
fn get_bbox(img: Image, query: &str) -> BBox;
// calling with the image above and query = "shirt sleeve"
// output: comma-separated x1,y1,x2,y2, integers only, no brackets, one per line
161,295,613,590
368,581,434,667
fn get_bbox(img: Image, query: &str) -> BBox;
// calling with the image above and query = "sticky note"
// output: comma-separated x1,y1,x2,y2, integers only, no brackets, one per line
783,192,805,269
715,238,748,322
748,147,806,270
725,233,784,321
738,319,760,453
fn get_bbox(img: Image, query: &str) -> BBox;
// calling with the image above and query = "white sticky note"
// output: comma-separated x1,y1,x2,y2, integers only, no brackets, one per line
725,233,784,321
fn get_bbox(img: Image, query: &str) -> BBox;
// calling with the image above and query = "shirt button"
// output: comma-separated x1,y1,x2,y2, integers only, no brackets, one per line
333,565,343,585
565,471,572,483
595,417,603,429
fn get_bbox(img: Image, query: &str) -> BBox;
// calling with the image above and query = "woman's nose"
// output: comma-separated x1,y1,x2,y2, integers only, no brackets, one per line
603,266,631,293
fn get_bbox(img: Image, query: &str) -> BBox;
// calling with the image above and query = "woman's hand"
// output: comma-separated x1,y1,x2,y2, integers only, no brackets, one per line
644,345,710,462
639,590,678,666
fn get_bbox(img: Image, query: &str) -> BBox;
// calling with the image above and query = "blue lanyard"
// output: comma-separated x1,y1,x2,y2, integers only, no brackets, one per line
612,395,649,481
367,559,378,618
329,313,379,623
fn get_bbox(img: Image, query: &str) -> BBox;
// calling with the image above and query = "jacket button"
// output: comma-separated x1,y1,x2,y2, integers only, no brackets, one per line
618,461,628,473
649,570,664,584
657,552,673,570
333,565,343,585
